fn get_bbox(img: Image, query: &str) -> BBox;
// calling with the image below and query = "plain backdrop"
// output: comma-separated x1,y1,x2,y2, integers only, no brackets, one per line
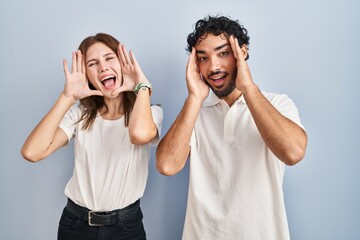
1,0,359,239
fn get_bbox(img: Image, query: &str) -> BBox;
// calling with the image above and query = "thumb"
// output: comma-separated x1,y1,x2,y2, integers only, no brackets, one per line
90,90,104,96
111,86,126,96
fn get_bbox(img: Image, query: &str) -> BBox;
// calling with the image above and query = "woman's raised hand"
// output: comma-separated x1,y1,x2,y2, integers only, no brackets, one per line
63,50,103,101
111,44,148,96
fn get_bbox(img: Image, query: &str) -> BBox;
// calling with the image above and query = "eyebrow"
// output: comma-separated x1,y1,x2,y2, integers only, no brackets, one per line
196,43,229,54
86,52,116,65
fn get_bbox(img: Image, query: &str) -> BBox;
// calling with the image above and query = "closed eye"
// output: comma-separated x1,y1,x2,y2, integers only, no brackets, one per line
106,56,115,61
87,61,97,67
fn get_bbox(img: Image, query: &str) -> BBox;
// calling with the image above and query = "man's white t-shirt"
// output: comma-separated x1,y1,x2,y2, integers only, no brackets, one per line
59,104,163,211
182,91,304,240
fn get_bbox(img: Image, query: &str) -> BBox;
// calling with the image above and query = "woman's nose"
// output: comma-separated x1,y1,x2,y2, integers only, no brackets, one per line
98,62,109,73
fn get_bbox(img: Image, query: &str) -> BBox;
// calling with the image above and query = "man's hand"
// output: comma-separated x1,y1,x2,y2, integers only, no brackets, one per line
186,47,209,101
229,35,255,93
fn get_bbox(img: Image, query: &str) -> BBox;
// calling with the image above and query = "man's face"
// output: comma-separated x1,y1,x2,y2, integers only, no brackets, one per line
195,33,237,98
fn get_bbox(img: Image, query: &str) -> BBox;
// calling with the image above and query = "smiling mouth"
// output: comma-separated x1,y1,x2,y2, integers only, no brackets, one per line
101,75,117,90
209,73,227,87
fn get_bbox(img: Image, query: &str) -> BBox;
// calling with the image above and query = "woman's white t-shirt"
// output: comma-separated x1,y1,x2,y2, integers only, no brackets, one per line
59,104,163,211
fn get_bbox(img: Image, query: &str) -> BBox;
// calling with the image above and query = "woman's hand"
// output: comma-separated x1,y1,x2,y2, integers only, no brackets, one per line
111,44,148,96
63,50,103,101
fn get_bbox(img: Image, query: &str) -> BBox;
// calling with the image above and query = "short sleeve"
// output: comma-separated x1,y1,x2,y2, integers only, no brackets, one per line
59,104,82,143
267,93,305,131
149,104,164,146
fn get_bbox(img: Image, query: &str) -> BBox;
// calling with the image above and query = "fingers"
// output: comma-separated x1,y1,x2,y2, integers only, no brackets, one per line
229,35,240,60
82,58,85,73
89,89,104,97
63,59,69,77
187,47,199,75
117,44,125,65
229,35,246,62
110,85,126,96
69,50,84,73
71,52,76,73
76,50,82,72
118,44,132,66
186,47,203,85
129,50,138,66
186,48,195,69
129,50,146,79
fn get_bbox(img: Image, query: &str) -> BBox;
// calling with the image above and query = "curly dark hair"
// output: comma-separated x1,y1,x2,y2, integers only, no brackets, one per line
186,15,250,60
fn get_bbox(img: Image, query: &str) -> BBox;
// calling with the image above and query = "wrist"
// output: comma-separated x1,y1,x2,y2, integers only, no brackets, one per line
241,84,260,101
134,82,152,96
186,94,205,107
188,89,208,102
60,92,78,105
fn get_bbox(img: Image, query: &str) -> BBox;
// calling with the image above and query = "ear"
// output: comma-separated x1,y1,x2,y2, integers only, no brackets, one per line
240,44,248,60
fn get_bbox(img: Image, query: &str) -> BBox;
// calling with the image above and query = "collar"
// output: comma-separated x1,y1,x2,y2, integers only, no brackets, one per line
203,90,247,107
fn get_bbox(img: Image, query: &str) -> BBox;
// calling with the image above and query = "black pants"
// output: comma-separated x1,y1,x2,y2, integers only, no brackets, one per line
57,200,146,240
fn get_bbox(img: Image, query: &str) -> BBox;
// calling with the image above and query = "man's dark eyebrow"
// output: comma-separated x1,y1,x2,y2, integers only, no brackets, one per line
214,43,229,51
196,43,229,54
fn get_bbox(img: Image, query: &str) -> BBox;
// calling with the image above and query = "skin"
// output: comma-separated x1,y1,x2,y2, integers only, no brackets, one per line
156,33,308,175
21,42,157,162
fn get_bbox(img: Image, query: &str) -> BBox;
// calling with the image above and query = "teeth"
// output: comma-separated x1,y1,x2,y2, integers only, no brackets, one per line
211,75,224,80
101,75,115,81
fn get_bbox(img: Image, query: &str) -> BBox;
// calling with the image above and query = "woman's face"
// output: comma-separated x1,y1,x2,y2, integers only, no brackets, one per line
85,42,122,97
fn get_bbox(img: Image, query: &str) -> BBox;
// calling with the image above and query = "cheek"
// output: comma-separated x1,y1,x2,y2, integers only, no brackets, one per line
88,78,97,87
221,59,237,74
86,69,98,87
228,57,237,69
114,64,123,85
116,64,122,76
198,64,209,78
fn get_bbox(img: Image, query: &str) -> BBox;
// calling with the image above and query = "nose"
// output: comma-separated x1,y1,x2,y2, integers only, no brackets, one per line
209,56,221,72
98,61,109,73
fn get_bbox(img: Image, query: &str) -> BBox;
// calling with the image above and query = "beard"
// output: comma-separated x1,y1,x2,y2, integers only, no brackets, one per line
206,70,237,98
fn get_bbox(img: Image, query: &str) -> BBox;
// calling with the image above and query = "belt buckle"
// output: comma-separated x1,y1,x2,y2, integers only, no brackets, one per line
88,211,110,226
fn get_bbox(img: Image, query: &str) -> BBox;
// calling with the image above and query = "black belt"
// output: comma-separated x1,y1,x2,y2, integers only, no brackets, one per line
66,198,140,226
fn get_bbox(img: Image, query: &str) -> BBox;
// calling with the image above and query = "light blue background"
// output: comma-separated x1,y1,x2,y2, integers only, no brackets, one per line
1,0,359,239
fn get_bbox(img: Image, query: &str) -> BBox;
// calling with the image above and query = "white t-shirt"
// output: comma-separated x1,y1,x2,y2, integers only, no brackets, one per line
182,91,304,240
59,104,163,211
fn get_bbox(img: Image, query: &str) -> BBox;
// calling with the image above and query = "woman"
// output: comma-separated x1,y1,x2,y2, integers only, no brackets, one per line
21,33,163,240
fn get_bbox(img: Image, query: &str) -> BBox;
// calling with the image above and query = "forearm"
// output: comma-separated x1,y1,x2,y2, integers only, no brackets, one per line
21,93,76,162
156,96,202,175
128,88,157,145
243,84,307,165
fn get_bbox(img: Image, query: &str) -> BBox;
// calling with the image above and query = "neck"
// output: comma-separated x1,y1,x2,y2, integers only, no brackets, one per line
222,89,242,107
100,96,124,120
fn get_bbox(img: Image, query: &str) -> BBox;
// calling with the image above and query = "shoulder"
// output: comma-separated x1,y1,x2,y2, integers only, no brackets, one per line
64,102,83,121
262,91,294,106
151,104,163,115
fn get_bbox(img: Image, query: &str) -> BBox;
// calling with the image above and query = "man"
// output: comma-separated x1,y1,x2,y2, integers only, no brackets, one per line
156,15,307,240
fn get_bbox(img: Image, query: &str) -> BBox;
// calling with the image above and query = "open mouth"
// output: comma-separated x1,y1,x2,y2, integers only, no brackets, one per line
100,75,117,90
209,73,227,87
